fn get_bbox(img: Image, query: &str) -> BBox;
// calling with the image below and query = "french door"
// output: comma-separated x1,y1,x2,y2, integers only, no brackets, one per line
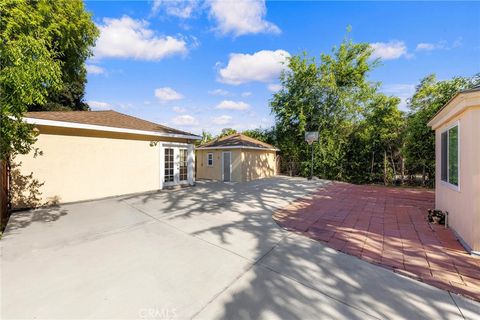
163,146,190,187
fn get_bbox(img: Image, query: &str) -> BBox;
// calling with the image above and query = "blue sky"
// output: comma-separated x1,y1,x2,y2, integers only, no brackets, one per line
84,1,480,135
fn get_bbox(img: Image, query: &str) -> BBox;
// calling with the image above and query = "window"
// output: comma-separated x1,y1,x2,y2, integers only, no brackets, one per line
441,124,459,188
207,153,213,166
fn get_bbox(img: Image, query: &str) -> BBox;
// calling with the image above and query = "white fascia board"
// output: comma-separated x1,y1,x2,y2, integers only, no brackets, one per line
196,146,279,151
23,117,201,140
428,92,480,129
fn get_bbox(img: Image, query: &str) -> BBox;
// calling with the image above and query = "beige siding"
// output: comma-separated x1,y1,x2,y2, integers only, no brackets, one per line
12,126,189,208
196,149,222,180
434,107,480,252
195,149,242,182
242,150,276,182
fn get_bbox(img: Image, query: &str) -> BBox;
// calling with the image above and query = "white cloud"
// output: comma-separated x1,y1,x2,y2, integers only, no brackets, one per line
382,83,415,110
172,106,186,113
370,41,409,60
208,88,229,96
94,16,187,60
416,38,462,51
267,83,282,92
416,43,438,51
152,0,198,18
172,114,198,125
155,87,183,102
218,49,290,85
212,115,233,125
241,91,252,97
216,100,250,110
208,0,280,36
87,101,111,110
86,64,105,75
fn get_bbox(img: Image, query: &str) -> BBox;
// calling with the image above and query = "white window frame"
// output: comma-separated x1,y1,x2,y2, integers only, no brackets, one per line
440,121,460,192
207,152,214,167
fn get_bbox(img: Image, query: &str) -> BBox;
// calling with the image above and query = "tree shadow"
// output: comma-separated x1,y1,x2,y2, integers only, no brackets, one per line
122,176,467,319
274,182,480,303
4,205,68,233
9,160,45,209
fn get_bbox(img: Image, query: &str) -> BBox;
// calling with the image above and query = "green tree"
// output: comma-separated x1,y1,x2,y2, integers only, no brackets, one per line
197,130,213,146
0,0,98,160
363,95,404,184
28,0,98,111
242,128,276,145
271,33,378,179
217,128,238,138
404,74,479,185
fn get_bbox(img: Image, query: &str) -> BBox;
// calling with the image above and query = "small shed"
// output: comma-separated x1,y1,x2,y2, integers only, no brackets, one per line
428,86,480,255
196,134,279,182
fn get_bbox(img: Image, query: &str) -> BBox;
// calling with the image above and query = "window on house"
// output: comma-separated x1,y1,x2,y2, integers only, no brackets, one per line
207,153,213,166
441,125,459,187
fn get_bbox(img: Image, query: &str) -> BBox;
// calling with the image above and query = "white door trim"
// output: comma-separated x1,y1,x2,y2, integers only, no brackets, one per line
161,142,195,188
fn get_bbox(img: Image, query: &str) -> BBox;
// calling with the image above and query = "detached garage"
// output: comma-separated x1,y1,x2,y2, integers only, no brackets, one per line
196,134,279,182
11,111,200,208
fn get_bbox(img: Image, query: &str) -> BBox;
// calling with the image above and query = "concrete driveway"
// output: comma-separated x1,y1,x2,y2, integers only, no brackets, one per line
1,177,479,319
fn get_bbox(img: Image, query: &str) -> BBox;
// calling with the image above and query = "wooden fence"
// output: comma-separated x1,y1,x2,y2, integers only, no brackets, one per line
0,160,9,231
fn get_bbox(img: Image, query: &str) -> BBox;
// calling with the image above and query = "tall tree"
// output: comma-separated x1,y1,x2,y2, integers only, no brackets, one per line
271,33,378,179
217,128,238,138
242,128,276,145
0,0,98,160
404,74,479,185
197,130,213,146
28,0,99,111
364,95,404,184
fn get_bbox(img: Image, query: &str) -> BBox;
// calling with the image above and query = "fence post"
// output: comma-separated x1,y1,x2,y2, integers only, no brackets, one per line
0,160,9,231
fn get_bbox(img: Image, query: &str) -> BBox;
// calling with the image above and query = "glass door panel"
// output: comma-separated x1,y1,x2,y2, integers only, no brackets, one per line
164,148,174,183
179,149,188,182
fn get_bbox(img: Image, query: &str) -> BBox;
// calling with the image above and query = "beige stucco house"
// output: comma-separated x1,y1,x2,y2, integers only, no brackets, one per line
196,134,279,182
428,86,480,255
12,111,200,208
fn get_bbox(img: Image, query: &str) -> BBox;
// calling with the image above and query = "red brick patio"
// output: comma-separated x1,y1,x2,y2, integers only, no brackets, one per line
273,182,480,302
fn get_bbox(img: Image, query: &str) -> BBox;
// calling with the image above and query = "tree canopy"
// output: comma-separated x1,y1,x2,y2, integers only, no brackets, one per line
269,35,478,185
403,74,479,184
0,0,98,160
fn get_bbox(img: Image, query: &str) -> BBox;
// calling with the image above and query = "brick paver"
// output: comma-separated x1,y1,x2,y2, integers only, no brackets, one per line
273,182,480,302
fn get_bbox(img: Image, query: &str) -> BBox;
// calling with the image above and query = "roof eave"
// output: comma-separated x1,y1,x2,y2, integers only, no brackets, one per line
196,146,279,151
23,117,201,140
427,90,480,129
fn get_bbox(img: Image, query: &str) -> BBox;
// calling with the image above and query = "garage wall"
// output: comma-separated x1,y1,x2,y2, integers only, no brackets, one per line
196,149,242,182
242,150,276,182
12,125,189,208
196,149,221,180
435,107,480,252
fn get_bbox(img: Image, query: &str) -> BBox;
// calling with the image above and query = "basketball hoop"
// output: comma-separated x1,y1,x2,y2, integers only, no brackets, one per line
305,131,319,180
305,131,319,145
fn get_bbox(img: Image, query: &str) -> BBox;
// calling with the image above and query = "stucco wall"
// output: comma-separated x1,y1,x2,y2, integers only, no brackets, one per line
12,126,190,208
434,107,480,252
196,149,243,182
242,150,276,182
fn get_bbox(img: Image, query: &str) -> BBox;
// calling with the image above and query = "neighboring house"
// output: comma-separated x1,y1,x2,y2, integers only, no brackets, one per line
428,87,480,255
12,111,200,208
196,133,279,182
